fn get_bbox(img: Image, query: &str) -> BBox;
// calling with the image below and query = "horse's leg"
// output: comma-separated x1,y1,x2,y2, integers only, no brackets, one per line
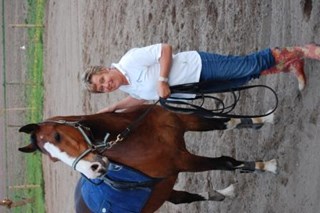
177,112,274,131
168,184,235,204
168,190,208,204
177,153,277,174
226,113,274,130
141,175,177,213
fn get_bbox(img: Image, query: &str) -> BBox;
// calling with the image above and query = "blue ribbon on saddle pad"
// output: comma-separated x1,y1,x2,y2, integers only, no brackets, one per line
81,162,159,213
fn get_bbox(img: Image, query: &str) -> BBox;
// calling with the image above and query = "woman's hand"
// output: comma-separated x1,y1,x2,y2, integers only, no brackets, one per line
97,96,146,113
97,105,117,113
157,81,171,99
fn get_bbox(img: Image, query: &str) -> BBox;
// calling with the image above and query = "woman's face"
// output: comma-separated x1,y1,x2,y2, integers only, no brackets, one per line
90,69,122,93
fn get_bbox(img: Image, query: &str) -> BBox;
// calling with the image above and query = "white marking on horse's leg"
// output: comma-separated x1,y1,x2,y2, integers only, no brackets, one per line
43,142,101,179
198,192,210,200
261,110,274,124
199,189,226,201
216,184,235,197
255,159,278,174
227,110,274,129
252,110,274,124
226,118,241,129
191,184,236,202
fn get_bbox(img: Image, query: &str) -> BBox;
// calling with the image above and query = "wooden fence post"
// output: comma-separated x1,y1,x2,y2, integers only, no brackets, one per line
9,184,40,189
9,24,44,28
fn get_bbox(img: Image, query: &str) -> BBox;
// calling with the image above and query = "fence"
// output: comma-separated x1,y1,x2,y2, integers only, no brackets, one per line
1,0,45,212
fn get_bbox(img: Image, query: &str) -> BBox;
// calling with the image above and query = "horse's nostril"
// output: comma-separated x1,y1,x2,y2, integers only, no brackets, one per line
91,164,99,171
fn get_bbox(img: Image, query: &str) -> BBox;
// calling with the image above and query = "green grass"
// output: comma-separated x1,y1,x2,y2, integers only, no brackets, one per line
12,0,47,212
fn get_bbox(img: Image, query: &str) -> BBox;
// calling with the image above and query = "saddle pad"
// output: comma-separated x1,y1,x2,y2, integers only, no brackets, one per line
81,162,157,213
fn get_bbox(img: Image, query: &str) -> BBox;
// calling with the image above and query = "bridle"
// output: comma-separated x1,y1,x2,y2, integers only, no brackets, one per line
44,102,158,172
44,120,122,170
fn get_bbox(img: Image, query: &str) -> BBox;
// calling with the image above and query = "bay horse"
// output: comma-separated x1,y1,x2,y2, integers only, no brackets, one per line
18,105,277,212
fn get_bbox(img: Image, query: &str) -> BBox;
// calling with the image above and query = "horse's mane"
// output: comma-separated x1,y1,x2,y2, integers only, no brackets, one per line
111,103,158,114
46,104,160,121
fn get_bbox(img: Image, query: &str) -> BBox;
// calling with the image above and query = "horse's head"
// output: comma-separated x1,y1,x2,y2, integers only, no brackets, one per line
18,121,109,179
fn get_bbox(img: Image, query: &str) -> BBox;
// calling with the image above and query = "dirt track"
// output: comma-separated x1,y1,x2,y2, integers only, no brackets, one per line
43,1,320,212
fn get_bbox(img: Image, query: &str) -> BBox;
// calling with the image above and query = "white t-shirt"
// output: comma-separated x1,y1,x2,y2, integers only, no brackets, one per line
112,43,202,100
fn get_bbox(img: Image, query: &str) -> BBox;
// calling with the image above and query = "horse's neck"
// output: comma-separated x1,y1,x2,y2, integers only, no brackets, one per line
48,106,163,136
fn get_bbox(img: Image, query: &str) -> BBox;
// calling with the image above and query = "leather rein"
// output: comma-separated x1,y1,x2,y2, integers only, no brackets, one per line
160,84,279,118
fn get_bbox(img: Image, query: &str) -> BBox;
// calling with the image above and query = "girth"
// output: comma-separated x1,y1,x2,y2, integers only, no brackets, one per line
101,175,158,190
99,162,160,190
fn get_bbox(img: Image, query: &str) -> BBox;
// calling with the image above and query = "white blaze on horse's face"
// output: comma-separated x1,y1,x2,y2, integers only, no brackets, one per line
43,142,105,179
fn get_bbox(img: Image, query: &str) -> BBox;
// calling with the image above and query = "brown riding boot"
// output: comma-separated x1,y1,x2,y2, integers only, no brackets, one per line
261,47,307,90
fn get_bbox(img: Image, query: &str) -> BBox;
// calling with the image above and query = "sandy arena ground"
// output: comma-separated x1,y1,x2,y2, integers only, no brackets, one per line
41,0,320,212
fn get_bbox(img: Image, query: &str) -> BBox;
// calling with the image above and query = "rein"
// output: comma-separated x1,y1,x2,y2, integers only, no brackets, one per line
160,83,278,118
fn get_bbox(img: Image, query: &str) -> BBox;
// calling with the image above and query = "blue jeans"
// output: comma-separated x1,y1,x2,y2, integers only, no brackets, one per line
198,48,275,92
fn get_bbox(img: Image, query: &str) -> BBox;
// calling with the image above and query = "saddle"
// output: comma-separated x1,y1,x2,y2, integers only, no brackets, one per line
80,162,159,213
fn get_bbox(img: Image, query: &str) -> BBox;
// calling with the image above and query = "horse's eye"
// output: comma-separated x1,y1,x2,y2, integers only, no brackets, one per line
54,132,61,142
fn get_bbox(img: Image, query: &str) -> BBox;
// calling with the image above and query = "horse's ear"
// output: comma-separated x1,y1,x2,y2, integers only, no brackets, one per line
19,124,39,134
18,143,37,153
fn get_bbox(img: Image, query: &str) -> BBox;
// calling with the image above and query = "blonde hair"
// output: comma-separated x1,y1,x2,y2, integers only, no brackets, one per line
81,66,105,92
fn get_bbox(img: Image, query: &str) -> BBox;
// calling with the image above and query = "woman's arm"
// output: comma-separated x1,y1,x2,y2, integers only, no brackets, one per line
157,43,173,98
97,96,146,113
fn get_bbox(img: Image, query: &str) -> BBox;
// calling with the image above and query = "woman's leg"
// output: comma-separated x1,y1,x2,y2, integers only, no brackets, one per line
198,49,275,92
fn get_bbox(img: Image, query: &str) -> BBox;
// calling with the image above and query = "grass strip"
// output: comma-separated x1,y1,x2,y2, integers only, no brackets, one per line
12,0,46,212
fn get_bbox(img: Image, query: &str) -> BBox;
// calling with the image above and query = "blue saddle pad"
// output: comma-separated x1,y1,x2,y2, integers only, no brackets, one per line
81,162,158,213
